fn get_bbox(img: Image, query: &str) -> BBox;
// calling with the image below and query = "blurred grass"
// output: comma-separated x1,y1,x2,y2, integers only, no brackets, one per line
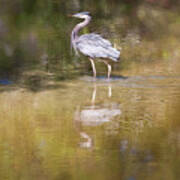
0,0,180,80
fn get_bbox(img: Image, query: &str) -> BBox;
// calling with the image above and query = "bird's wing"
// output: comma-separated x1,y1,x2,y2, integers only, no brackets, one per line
76,33,120,61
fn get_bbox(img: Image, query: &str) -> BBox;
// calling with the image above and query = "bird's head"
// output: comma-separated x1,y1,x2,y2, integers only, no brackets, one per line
72,12,91,19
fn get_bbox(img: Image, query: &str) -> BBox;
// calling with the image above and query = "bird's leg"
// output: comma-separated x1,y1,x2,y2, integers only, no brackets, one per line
107,64,112,79
89,58,96,79
103,61,111,79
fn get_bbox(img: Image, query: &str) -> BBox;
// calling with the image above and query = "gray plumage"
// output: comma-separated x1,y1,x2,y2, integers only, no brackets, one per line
71,12,121,79
76,33,120,61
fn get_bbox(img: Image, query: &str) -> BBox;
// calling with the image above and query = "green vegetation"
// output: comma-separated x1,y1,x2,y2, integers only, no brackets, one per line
0,0,180,80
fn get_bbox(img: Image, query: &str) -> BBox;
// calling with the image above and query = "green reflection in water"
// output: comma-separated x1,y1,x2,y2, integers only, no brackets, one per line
0,75,180,179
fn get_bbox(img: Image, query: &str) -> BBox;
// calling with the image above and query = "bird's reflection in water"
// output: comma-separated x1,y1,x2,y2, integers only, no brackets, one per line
74,83,121,149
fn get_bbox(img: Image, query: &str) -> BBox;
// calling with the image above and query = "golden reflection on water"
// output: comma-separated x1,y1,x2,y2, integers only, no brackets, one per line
0,76,180,179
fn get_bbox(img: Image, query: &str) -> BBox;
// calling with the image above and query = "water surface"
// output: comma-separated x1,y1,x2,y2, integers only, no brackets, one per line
0,75,180,180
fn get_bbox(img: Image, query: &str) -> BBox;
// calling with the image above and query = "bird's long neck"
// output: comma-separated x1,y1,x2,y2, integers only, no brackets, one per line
71,16,91,42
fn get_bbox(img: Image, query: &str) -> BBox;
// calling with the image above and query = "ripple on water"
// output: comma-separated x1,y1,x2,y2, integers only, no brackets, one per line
79,75,180,89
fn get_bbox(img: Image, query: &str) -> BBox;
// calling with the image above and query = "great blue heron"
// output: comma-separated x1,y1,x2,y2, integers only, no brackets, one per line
71,12,120,79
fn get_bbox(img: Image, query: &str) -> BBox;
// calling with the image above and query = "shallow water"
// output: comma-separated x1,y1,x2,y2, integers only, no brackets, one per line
0,75,180,180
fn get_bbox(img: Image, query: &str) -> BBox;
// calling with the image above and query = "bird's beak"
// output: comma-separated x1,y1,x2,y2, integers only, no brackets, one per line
69,14,79,18
67,14,73,17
